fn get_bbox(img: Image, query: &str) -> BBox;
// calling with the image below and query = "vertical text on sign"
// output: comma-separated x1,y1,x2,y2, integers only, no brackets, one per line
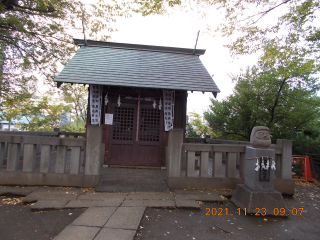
90,85,102,125
163,90,175,131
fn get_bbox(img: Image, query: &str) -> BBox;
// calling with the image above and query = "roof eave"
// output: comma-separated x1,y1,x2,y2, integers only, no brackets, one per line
55,80,219,96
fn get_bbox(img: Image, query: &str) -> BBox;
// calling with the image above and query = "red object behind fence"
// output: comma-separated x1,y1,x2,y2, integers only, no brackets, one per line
300,156,315,182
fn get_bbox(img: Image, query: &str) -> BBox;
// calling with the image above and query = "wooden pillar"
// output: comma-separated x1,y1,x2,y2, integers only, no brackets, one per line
173,91,187,131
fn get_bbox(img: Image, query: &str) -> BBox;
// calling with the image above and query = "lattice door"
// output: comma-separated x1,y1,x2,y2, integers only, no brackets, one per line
112,106,135,141
108,104,162,167
139,108,161,142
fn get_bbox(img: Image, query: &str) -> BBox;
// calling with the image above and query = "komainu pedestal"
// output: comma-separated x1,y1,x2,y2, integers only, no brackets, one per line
231,184,286,215
231,126,286,215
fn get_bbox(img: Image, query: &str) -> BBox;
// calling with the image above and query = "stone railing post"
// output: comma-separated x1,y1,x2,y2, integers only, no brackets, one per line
0,142,6,170
85,125,102,175
40,145,51,173
167,129,183,177
7,143,21,171
277,139,292,179
70,146,81,174
23,144,36,172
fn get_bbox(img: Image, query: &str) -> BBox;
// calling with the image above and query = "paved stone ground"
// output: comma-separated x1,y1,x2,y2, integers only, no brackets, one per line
134,184,320,240
1,183,320,239
96,167,169,192
1,186,223,240
96,161,240,193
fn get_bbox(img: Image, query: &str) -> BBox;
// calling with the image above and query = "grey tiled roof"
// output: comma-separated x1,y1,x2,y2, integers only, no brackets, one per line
54,40,220,94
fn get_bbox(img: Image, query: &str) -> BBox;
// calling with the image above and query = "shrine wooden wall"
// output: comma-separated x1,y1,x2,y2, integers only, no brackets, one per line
96,86,187,167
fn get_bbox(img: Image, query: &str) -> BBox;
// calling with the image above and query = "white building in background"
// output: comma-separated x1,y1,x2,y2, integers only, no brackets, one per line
0,120,17,131
60,113,71,126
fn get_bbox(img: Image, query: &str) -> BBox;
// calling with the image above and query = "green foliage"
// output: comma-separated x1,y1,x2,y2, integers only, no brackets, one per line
290,122,320,158
210,0,320,63
204,47,320,151
186,122,201,138
0,0,131,100
60,83,88,122
1,83,88,132
137,0,320,73
134,0,181,16
60,117,86,133
0,79,36,130
15,92,71,131
0,0,131,132
187,112,212,137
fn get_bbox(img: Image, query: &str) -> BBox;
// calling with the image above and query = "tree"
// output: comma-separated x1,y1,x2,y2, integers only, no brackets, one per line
136,0,319,57
186,122,201,138
187,112,212,137
0,0,131,101
60,117,86,133
59,83,88,132
16,92,71,131
60,83,87,121
0,76,36,130
204,49,320,146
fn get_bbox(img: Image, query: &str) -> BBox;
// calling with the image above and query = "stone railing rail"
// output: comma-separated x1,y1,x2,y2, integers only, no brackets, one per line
0,131,85,138
186,137,251,145
167,130,294,195
58,131,85,138
0,133,99,188
0,131,59,137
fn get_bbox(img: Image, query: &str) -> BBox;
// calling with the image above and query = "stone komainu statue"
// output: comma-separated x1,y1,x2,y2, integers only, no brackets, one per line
250,126,271,149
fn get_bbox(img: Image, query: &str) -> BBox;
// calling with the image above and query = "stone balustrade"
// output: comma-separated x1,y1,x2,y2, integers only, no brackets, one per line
0,133,100,188
167,129,295,195
0,130,85,138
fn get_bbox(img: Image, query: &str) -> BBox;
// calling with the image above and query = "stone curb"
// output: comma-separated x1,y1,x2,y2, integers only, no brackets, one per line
31,199,69,211
0,187,34,196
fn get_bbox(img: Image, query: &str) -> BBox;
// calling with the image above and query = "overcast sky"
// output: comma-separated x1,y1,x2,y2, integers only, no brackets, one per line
110,12,259,113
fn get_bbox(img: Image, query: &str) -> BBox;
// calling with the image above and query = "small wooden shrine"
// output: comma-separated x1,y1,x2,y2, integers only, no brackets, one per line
54,39,220,167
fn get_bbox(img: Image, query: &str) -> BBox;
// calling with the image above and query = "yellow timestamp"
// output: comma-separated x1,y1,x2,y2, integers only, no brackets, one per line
205,208,304,216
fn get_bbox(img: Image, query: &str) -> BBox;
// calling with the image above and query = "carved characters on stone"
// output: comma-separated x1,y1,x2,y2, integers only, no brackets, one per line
250,126,271,149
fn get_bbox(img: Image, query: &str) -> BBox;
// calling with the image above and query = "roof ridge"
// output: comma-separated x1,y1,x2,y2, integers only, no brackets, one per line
73,39,206,56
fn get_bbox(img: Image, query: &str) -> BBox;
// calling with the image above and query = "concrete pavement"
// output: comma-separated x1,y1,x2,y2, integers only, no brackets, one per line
0,187,224,240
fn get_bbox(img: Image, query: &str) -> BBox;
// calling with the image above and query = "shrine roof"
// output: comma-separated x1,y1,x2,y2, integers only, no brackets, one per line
54,39,220,96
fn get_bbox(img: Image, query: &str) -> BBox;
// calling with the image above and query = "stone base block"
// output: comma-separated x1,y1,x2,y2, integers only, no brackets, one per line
231,184,286,216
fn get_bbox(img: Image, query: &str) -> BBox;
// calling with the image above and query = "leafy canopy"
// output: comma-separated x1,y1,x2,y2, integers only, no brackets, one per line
187,112,212,137
204,48,320,143
0,0,131,129
14,91,71,131
0,0,131,100
136,0,319,69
